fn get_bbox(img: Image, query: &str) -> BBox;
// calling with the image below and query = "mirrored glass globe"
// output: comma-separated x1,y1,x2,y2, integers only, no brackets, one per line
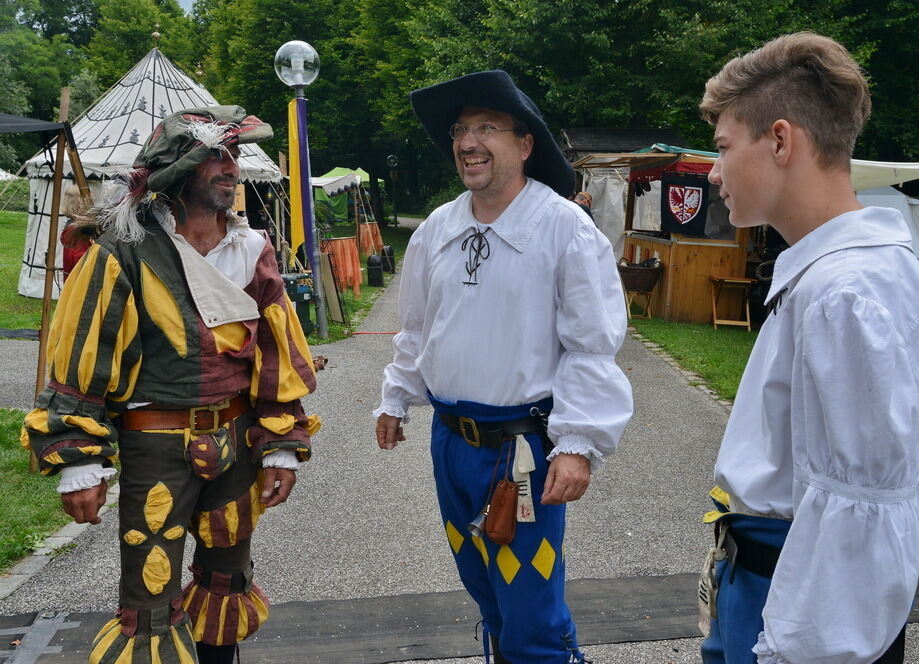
274,41,320,88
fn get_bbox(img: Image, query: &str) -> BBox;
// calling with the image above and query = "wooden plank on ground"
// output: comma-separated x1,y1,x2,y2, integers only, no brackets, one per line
11,576,919,663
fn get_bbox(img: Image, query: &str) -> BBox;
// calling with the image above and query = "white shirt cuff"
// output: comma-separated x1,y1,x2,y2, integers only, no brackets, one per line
547,434,603,473
57,463,117,494
261,449,299,470
753,631,788,663
372,403,411,425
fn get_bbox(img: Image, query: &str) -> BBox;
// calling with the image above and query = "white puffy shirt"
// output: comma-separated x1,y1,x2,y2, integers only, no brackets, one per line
375,178,633,467
714,207,919,663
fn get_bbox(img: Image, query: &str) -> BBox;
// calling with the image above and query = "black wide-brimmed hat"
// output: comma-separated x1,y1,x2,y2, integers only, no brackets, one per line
409,70,575,198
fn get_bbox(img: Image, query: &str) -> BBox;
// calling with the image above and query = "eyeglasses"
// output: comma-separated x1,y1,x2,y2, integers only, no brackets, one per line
449,123,515,141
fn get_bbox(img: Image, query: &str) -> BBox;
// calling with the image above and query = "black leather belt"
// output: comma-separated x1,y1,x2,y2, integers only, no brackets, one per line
438,413,544,449
724,526,782,579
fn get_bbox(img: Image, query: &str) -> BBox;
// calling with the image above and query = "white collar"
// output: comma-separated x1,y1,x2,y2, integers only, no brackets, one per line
437,178,556,253
159,210,251,252
766,206,913,305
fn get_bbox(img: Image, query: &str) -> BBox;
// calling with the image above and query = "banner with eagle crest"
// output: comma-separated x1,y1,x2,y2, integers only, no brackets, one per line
660,171,710,237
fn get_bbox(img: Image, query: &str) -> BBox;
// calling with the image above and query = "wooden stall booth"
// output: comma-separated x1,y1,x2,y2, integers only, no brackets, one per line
574,145,752,325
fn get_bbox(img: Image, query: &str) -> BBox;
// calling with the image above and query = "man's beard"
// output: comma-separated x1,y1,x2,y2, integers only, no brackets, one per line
186,177,236,212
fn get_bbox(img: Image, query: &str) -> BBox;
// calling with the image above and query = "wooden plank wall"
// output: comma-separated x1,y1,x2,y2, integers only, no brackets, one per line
625,230,749,324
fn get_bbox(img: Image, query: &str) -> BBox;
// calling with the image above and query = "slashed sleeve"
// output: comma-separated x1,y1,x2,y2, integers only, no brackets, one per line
22,244,142,474
247,244,320,463
754,290,919,663
373,224,431,422
547,221,634,470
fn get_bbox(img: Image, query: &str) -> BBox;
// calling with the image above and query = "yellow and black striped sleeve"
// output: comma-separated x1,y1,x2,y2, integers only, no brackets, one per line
21,244,142,475
246,246,319,462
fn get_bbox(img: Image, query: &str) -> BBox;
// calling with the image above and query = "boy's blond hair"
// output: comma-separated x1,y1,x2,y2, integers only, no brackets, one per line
700,32,871,169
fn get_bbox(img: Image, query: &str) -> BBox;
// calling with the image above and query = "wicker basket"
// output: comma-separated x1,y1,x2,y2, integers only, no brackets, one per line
618,263,663,293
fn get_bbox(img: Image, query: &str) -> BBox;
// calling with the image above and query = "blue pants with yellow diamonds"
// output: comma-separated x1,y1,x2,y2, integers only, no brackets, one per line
429,396,583,664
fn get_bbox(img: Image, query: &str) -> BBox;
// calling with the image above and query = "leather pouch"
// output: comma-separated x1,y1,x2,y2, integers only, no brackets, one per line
186,426,236,480
485,478,518,545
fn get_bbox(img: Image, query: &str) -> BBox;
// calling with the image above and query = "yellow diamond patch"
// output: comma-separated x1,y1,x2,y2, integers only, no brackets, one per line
471,535,489,567
445,521,465,554
163,525,185,540
496,545,521,584
531,538,557,580
123,529,147,546
144,482,173,534
142,545,171,595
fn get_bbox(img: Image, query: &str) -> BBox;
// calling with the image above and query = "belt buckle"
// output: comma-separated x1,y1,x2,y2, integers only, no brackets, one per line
189,398,230,435
457,416,480,448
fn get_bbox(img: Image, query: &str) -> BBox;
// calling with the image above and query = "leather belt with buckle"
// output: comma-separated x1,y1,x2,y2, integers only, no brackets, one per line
119,394,250,435
438,413,544,449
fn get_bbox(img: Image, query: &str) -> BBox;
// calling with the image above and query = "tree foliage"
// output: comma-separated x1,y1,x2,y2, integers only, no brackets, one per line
1,0,916,194
85,0,196,87
0,52,30,169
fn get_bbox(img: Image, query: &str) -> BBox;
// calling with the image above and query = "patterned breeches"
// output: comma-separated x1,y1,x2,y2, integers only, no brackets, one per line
429,396,585,664
90,412,269,663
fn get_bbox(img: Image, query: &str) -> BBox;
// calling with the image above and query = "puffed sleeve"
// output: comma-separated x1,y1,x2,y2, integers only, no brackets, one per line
246,243,320,463
755,290,919,663
374,223,432,422
547,222,634,470
21,244,142,474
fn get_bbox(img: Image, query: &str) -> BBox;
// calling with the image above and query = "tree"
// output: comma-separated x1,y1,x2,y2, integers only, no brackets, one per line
85,0,196,87
19,0,98,47
0,52,30,169
58,68,103,120
842,0,919,160
0,27,80,121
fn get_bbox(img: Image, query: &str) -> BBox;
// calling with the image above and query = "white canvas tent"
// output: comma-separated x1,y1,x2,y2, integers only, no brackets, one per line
857,187,919,255
19,48,283,298
311,171,361,196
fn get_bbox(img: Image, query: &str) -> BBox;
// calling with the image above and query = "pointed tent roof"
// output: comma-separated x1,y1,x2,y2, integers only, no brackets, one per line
25,48,281,183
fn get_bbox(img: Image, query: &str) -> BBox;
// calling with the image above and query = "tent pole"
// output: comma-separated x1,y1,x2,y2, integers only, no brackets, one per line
32,90,71,472
31,127,67,471
64,123,92,204
624,179,636,232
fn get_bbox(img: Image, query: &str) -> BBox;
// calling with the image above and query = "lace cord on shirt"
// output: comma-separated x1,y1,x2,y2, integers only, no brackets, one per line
462,227,491,285
767,287,788,316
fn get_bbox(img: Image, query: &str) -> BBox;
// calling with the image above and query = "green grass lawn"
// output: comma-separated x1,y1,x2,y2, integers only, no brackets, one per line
0,211,45,330
629,318,757,401
0,408,70,573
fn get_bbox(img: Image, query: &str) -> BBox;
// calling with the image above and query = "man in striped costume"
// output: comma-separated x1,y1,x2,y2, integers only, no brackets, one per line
22,106,320,664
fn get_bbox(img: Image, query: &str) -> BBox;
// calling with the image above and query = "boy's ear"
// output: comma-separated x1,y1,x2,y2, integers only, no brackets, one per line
770,119,793,166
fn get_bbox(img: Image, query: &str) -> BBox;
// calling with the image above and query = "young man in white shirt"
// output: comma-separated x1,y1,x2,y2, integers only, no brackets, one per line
698,32,919,664
374,70,633,663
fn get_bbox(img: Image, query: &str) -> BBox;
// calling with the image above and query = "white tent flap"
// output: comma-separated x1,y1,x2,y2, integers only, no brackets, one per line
851,160,919,192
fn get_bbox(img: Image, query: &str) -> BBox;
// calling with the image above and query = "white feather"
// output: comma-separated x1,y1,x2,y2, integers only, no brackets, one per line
180,120,238,149
96,175,155,244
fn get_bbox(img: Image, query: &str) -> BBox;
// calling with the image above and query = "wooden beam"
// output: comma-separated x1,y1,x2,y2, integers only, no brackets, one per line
624,181,635,232
31,89,71,472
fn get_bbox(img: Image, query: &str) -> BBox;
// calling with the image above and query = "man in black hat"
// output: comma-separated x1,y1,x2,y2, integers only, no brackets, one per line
23,106,320,664
375,71,633,663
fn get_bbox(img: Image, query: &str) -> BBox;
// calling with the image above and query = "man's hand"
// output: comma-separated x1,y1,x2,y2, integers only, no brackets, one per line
541,454,591,504
376,414,405,450
260,467,296,508
61,481,108,524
